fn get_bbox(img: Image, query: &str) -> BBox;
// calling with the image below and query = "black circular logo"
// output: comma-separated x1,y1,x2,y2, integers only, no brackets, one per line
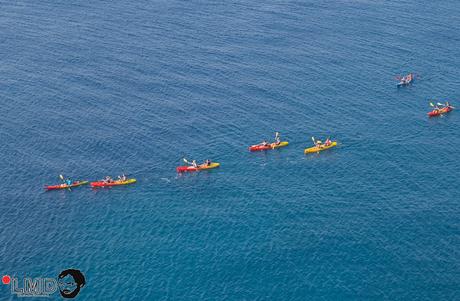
57,269,86,299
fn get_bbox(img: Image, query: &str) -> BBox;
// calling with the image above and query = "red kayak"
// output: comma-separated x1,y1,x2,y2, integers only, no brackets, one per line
249,141,288,152
176,162,220,173
428,106,453,117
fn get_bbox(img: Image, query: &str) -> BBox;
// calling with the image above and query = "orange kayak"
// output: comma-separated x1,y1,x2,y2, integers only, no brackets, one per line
45,181,88,190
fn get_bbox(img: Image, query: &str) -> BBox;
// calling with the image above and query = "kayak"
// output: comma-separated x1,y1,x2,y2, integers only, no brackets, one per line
249,141,289,152
45,180,88,190
176,162,220,173
397,80,412,87
304,141,337,154
397,74,413,87
90,178,136,187
428,106,453,117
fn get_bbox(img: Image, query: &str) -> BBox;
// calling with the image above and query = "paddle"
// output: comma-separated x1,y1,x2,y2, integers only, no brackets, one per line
429,102,434,107
59,174,71,191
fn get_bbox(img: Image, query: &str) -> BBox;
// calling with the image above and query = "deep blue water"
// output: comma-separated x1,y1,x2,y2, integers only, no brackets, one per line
1,0,459,299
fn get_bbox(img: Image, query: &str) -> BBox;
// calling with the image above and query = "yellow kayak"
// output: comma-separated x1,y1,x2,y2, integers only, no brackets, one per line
90,178,137,187
249,141,289,151
177,162,220,172
272,141,289,149
304,141,337,154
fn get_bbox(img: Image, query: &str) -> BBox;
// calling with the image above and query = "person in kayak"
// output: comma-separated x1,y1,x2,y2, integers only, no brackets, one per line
183,158,198,168
324,138,332,146
259,140,269,147
187,160,198,168
198,159,212,168
398,73,412,85
118,174,127,181
315,140,323,148
274,132,281,145
104,176,113,183
65,178,72,186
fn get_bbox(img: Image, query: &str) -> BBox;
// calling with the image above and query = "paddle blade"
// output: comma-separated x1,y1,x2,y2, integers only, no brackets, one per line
183,158,188,163
59,174,64,181
430,102,434,107
437,102,444,106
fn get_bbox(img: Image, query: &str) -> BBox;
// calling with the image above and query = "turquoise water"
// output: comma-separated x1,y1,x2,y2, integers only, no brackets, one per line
1,0,459,299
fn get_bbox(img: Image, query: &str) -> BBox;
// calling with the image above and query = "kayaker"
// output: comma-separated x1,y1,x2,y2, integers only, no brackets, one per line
183,158,198,168
118,174,127,181
198,160,211,168
274,132,281,145
259,140,268,147
315,140,322,148
65,178,72,186
104,176,113,183
324,138,332,146
188,160,198,168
